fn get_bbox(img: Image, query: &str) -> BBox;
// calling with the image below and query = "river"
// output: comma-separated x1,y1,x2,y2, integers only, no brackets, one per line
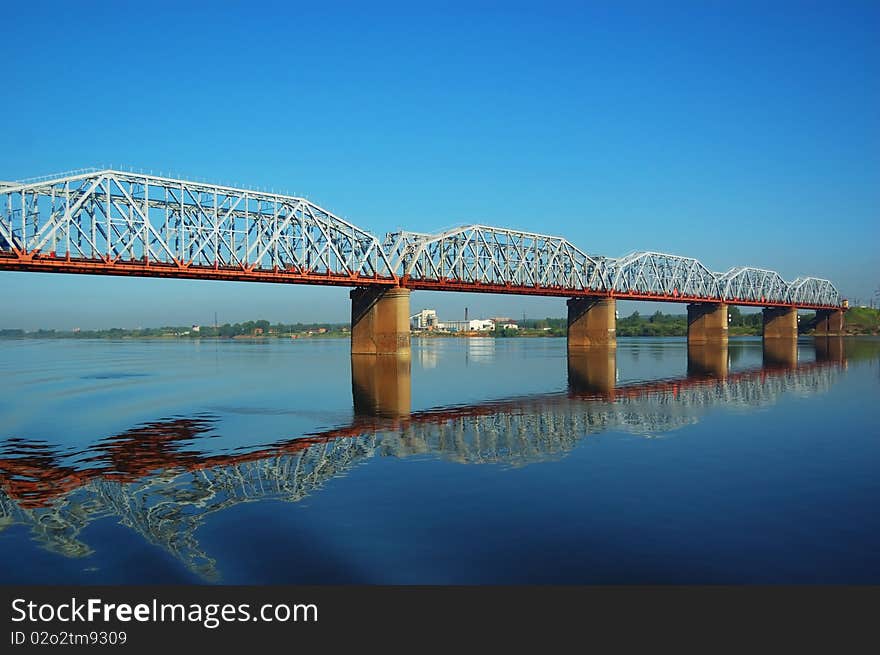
0,336,877,583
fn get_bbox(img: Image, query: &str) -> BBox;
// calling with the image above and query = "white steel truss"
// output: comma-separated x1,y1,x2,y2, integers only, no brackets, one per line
607,251,721,299
0,168,844,307
385,224,609,291
716,267,791,304
789,277,841,307
0,170,394,279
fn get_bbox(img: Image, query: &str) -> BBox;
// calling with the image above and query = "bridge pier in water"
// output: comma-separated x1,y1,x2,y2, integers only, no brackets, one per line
687,303,728,345
567,298,616,348
762,307,798,340
761,307,798,368
350,286,411,355
814,309,845,337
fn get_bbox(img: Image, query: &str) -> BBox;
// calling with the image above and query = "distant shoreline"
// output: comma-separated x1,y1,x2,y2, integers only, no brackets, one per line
1,332,877,341
2,307,877,340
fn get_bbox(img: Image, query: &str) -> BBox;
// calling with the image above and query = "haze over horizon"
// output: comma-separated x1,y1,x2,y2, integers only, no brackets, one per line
2,1,877,328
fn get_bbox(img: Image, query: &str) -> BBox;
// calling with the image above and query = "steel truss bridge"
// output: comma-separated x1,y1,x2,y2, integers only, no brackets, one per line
0,168,843,309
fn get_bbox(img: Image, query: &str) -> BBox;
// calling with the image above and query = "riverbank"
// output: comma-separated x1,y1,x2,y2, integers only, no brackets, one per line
2,308,877,339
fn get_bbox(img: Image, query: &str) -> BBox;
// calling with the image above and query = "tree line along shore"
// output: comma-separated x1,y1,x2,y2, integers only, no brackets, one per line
2,308,878,340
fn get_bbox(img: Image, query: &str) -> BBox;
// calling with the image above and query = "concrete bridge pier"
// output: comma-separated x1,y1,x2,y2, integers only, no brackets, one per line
814,309,845,337
687,343,729,379
567,346,616,397
350,286,411,355
351,354,411,418
762,307,798,368
567,298,616,348
687,303,728,345
763,307,798,340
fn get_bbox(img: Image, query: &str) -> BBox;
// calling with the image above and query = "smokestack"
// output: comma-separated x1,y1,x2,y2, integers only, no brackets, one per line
465,307,468,321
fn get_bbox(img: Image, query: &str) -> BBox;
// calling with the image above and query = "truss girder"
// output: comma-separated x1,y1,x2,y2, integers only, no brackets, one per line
0,170,395,280
386,230,841,307
386,224,609,292
0,169,844,308
716,267,792,304
789,277,841,307
607,251,721,299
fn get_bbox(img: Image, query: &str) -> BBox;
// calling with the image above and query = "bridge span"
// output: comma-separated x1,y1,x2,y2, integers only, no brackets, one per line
0,169,847,352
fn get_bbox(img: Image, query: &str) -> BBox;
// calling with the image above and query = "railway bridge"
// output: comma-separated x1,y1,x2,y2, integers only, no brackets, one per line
0,168,847,353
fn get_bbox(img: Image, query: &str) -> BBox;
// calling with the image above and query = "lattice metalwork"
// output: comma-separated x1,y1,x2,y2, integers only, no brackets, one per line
607,251,720,299
385,224,608,292
789,277,841,307
0,167,845,307
0,169,394,282
716,267,791,304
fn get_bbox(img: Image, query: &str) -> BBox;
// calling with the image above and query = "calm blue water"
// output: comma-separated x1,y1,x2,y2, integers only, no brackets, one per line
0,336,877,584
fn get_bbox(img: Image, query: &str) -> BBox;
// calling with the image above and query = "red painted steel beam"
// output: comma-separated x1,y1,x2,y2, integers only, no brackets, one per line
0,254,844,310
399,278,843,310
0,254,398,288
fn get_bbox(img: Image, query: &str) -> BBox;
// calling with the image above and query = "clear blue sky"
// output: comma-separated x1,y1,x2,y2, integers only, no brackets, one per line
1,1,877,329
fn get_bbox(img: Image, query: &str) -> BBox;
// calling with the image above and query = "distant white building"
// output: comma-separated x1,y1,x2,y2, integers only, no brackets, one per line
410,309,438,330
439,318,495,332
438,320,468,332
469,319,495,331
413,309,498,332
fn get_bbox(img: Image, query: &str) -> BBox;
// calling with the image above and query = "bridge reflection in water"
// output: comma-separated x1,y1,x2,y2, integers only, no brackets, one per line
352,354,411,418
687,343,730,379
0,338,851,580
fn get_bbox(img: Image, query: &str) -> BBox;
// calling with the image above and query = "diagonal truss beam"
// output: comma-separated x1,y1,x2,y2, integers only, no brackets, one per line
0,169,396,286
0,169,844,308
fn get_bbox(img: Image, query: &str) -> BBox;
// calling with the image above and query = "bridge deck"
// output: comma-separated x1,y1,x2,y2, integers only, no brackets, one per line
0,253,842,310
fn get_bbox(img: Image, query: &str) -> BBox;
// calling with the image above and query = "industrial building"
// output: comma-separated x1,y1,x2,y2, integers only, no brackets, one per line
410,309,514,333
410,309,438,330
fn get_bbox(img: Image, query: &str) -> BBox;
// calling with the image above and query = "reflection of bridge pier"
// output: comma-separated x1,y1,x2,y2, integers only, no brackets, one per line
567,346,616,397
351,354,412,418
814,337,845,364
0,351,853,581
687,342,729,379
763,338,798,369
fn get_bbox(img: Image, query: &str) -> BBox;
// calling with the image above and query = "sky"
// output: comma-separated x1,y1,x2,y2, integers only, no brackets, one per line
1,1,877,329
